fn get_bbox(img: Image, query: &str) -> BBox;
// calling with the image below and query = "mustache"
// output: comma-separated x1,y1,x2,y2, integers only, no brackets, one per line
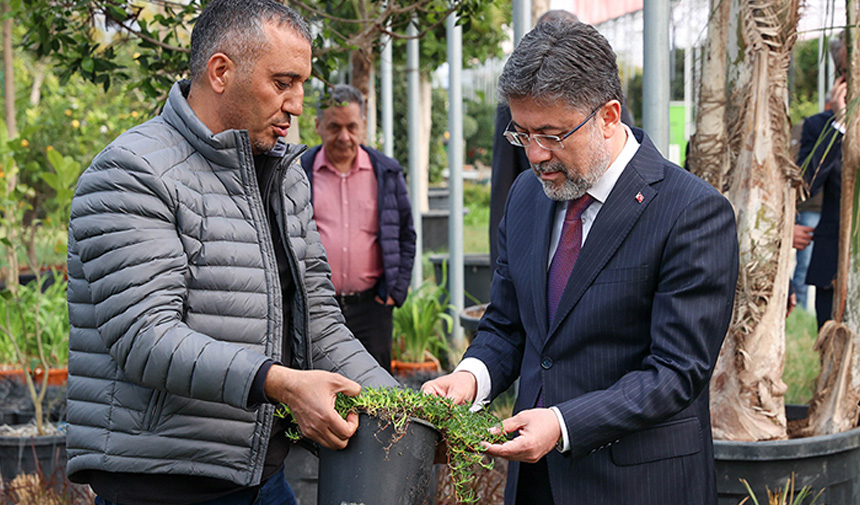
532,161,567,175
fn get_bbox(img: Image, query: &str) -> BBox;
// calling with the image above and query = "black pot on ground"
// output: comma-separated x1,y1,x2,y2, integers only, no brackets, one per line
421,209,469,253
282,443,319,505
715,405,860,505
317,412,440,505
460,303,487,343
0,377,67,426
429,253,492,306
0,432,66,483
428,187,449,210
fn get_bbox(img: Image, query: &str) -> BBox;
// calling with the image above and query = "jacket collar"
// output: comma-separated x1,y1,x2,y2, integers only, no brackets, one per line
161,80,305,166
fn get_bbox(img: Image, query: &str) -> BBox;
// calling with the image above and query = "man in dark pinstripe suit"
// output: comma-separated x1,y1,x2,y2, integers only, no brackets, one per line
424,20,738,505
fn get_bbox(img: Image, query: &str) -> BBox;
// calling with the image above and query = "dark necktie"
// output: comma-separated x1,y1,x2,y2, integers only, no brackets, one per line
547,194,594,325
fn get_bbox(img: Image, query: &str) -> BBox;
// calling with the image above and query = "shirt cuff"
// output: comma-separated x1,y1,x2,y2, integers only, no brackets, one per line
549,406,570,453
453,358,492,412
833,120,846,135
247,359,276,408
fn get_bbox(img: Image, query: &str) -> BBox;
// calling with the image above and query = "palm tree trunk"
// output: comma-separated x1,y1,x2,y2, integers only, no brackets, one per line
699,0,801,441
803,0,860,436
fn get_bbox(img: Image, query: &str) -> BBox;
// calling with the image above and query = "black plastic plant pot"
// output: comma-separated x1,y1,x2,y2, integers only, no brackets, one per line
317,412,440,505
0,433,66,483
715,405,860,504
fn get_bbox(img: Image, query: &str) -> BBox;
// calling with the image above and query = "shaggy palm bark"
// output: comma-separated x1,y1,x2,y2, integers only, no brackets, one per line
695,0,801,441
803,1,860,436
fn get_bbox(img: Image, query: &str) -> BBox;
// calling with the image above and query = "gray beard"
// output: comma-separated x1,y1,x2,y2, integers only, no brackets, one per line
533,160,604,201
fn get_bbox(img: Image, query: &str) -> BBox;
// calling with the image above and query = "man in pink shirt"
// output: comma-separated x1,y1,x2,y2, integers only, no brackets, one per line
301,84,416,373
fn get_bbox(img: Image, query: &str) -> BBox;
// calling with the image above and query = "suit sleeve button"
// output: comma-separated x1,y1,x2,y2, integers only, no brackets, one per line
541,357,553,369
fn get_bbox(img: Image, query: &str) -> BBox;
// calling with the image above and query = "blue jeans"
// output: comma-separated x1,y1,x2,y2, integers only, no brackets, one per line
94,472,298,505
792,210,821,309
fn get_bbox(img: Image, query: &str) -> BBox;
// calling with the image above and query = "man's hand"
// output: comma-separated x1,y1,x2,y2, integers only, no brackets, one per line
830,76,848,121
264,366,360,450
421,371,478,405
483,409,561,463
793,224,814,250
374,296,396,306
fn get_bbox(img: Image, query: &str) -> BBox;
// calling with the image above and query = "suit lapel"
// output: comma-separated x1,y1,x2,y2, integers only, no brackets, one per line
531,192,557,338
545,131,665,342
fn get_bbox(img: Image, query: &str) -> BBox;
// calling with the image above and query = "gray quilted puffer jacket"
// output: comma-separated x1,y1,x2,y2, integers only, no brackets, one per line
66,80,397,487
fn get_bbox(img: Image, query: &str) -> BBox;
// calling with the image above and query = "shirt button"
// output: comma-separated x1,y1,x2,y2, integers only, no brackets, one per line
541,357,553,369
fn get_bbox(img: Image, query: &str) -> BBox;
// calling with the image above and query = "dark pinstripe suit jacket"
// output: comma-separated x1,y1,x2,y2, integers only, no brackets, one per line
465,128,738,504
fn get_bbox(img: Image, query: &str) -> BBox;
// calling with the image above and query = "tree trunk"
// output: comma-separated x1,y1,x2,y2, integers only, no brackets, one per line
704,0,801,442
415,74,431,213
688,0,730,191
803,0,860,436
29,61,46,106
2,0,18,291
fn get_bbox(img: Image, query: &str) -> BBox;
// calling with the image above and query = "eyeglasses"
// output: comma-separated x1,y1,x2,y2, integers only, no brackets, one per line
503,105,601,151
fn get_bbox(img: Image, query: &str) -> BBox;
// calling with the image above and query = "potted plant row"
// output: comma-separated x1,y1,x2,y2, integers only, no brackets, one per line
391,279,453,378
276,386,508,504
0,134,78,484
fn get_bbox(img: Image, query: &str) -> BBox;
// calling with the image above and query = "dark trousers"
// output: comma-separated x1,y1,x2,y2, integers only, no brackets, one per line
94,471,297,505
515,457,554,505
340,296,394,373
816,286,834,330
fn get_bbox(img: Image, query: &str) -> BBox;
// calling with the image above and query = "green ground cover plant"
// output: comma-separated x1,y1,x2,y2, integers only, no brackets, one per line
276,386,508,503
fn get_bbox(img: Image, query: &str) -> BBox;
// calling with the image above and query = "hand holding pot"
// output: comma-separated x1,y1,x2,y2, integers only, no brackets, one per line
420,370,477,405
264,366,361,449
482,408,561,463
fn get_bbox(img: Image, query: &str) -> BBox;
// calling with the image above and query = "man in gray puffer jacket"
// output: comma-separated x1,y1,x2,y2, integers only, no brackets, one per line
65,1,397,504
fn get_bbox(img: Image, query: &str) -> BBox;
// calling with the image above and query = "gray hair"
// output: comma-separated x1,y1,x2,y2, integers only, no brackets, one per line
536,9,578,25
830,30,846,75
498,21,623,113
317,84,366,120
189,0,311,82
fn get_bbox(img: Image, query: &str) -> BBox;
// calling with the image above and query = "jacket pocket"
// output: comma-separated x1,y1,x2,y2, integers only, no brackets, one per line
610,417,702,466
592,265,650,285
142,390,165,432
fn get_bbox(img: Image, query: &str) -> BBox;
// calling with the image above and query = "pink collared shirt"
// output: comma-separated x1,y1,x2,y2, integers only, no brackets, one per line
312,147,383,295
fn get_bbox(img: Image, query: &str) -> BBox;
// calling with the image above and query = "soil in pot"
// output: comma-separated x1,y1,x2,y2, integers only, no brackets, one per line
317,412,440,505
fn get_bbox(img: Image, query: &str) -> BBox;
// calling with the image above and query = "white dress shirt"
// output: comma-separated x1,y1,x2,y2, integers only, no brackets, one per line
455,125,640,452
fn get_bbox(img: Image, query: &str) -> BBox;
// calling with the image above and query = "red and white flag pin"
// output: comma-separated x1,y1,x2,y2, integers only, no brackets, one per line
635,192,644,203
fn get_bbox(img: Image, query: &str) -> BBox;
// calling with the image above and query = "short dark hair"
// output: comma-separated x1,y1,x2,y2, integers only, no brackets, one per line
498,21,623,113
189,0,311,82
317,84,366,121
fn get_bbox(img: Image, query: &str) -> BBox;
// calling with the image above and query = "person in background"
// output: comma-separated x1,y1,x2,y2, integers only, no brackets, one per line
424,20,738,505
489,9,634,272
65,2,397,504
795,30,847,329
301,84,416,373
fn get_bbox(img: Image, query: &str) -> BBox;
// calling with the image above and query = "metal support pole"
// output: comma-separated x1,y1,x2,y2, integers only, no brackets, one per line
447,10,464,349
818,24,827,112
381,20,394,157
683,0,693,141
512,0,531,47
643,0,670,155
407,19,422,291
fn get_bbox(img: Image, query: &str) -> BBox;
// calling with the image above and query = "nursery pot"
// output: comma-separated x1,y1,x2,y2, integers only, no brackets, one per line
715,405,860,505
0,432,66,483
317,412,440,505
391,359,441,378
